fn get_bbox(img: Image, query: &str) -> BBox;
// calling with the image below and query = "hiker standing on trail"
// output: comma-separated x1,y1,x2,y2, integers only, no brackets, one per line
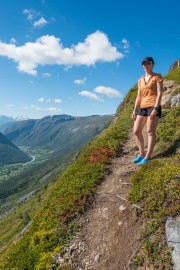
131,56,163,165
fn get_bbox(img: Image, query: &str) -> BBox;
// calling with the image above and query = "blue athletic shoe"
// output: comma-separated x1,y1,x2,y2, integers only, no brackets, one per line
132,155,144,163
137,158,150,165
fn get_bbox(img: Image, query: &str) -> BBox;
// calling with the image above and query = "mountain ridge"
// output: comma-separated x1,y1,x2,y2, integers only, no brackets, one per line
0,132,31,165
3,114,113,153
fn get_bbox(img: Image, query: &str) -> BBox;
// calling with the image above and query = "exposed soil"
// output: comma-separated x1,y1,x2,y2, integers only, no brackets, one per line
54,80,180,270
54,127,150,270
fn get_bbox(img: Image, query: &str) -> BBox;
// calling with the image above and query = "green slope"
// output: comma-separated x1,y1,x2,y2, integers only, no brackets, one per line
0,114,113,217
128,105,180,268
0,132,31,165
0,84,136,269
0,150,77,216
4,114,114,154
164,67,180,82
0,63,179,270
0,115,15,130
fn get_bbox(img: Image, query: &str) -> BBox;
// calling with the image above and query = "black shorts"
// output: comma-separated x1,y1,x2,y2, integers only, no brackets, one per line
137,106,162,118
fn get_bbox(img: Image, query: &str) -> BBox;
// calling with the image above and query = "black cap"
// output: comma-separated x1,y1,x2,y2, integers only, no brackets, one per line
142,56,154,64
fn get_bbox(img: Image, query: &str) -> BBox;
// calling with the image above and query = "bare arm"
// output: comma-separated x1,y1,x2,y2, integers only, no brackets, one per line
150,76,163,119
154,79,163,107
131,84,141,120
133,85,141,111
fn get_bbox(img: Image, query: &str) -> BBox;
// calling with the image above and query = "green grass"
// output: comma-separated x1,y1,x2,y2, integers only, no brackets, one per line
0,84,137,269
0,68,179,270
0,186,49,253
164,68,180,82
0,150,77,218
128,155,180,269
154,106,180,157
170,86,180,97
128,103,180,269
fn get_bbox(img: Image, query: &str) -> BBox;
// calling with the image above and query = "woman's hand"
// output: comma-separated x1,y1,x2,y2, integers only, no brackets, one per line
150,109,157,119
131,110,137,120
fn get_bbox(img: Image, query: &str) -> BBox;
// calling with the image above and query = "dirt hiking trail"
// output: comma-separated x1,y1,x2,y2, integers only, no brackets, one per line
56,126,153,270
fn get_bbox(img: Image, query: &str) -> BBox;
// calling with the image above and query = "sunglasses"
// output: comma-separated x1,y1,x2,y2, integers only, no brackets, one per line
142,61,152,65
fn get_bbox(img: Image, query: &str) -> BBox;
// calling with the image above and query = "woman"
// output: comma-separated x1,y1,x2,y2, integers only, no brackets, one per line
131,56,163,165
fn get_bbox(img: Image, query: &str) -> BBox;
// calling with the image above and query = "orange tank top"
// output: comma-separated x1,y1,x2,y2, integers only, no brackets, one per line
138,72,163,108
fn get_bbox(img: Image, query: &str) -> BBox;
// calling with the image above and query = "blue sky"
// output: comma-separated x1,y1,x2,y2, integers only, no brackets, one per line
0,0,179,119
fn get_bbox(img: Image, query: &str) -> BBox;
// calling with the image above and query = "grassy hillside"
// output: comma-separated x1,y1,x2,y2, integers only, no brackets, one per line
128,104,180,268
1,114,113,181
0,114,113,217
4,114,113,154
127,74,180,269
0,66,179,270
0,150,77,216
0,115,15,130
0,82,137,269
0,132,31,165
163,67,180,82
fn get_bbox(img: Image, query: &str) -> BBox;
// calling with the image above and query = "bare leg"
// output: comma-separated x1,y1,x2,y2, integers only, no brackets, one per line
133,115,147,156
145,116,159,159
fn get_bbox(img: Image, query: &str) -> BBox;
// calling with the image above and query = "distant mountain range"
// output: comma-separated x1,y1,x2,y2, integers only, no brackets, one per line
0,115,29,133
0,115,15,127
0,132,31,165
0,113,113,166
0,115,29,124
3,114,114,154
0,113,113,215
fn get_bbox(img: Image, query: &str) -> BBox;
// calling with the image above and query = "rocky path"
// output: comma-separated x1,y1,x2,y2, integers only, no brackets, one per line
55,80,180,270
55,125,154,270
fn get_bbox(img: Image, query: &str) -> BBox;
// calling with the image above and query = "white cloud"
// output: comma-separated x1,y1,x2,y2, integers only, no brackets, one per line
54,99,62,103
10,38,17,44
21,106,29,109
121,38,130,49
79,85,122,102
22,105,42,111
37,98,54,103
6,104,15,107
38,97,45,102
0,30,123,75
50,17,56,22
64,65,72,71
35,106,42,110
79,91,104,102
42,72,52,78
46,107,62,112
22,9,39,21
74,77,87,85
33,17,48,28
94,86,122,98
